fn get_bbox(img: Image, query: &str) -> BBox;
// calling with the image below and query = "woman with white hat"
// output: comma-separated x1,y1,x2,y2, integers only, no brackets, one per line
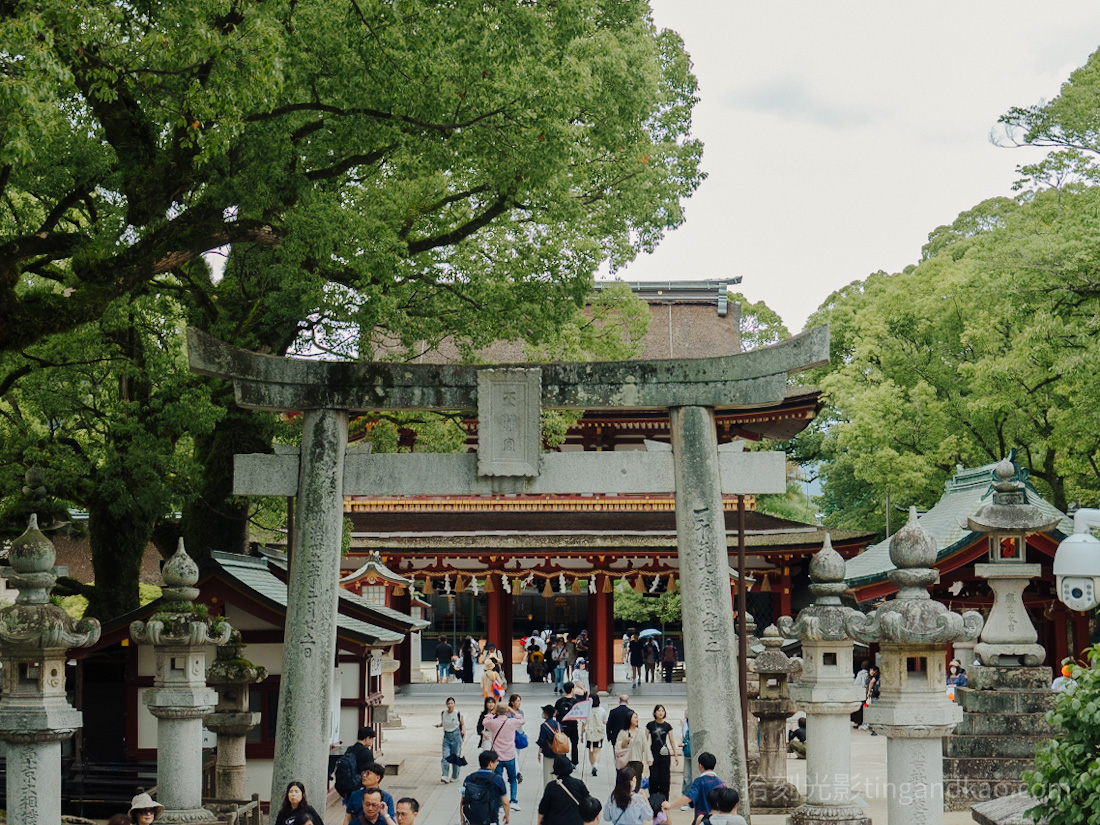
128,792,164,825
572,658,590,696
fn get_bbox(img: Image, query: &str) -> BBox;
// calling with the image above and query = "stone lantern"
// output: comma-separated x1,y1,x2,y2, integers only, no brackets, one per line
131,540,233,823
778,535,870,825
942,456,1060,810
205,630,267,802
748,624,799,812
968,457,1058,668
0,514,101,825
846,508,983,825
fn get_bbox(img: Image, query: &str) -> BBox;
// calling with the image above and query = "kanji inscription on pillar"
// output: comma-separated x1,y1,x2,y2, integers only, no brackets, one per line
477,368,541,477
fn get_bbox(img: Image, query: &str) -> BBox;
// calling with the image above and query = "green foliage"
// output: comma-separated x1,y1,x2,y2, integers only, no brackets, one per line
654,592,681,624
793,50,1100,531
1024,650,1100,824
612,581,681,625
2,0,702,617
731,292,791,351
756,480,818,525
613,583,656,623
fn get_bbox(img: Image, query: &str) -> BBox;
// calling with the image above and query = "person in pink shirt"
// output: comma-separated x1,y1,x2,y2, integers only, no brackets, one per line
483,703,527,811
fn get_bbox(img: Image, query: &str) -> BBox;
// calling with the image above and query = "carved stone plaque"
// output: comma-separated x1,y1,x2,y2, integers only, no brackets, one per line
477,368,541,478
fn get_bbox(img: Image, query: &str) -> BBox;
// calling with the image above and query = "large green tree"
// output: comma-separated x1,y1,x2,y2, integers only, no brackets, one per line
792,178,1100,535
1,0,702,615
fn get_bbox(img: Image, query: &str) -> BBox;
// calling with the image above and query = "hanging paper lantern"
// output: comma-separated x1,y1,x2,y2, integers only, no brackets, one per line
602,574,613,593
455,575,466,594
571,577,582,595
667,575,678,594
542,577,554,598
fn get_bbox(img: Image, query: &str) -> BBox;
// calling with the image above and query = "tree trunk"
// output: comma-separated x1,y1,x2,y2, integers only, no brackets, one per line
182,389,276,564
85,498,152,621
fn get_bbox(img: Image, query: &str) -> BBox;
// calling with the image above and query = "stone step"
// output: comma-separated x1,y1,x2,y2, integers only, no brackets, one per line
943,778,1028,812
954,712,1056,736
943,756,1036,783
968,666,1052,691
943,733,1051,759
956,687,1057,715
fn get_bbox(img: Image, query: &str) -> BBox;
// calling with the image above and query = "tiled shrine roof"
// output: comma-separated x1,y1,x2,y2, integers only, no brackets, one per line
845,461,1072,592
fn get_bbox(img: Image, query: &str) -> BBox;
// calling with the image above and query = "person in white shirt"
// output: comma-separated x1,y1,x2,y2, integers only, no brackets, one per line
583,693,609,777
435,697,466,783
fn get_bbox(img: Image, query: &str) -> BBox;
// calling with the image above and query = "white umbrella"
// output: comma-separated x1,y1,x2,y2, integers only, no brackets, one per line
638,628,662,638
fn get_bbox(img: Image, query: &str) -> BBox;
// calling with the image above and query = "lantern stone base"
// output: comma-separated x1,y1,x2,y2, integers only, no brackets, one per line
787,803,871,825
942,669,1056,811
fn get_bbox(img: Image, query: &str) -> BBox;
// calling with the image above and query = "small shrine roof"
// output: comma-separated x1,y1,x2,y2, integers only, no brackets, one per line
258,552,428,633
213,552,405,645
844,461,1072,592
340,551,412,587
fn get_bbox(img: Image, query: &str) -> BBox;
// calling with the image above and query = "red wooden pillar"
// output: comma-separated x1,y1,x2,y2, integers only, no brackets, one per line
589,580,615,692
1073,610,1091,661
486,584,514,683
1051,602,1069,665
778,565,793,618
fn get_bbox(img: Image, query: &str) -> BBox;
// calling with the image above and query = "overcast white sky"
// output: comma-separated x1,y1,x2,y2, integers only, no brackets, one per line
613,2,1100,332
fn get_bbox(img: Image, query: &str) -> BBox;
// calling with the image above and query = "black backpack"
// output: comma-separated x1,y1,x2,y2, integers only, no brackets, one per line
462,772,500,825
334,751,361,797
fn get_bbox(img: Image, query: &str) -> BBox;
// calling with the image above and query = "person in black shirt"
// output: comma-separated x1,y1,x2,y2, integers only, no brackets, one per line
346,726,376,773
605,695,633,749
436,637,455,683
537,755,590,825
645,704,678,797
555,682,580,766
274,781,324,825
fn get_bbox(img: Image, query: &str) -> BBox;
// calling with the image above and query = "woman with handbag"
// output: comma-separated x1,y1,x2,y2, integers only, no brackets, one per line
646,705,678,797
602,767,651,825
613,712,650,792
538,755,591,825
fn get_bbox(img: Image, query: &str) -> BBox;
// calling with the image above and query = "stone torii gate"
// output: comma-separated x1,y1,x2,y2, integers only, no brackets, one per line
187,324,829,819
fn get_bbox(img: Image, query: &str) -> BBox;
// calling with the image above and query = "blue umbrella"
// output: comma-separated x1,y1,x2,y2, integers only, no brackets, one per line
638,628,662,638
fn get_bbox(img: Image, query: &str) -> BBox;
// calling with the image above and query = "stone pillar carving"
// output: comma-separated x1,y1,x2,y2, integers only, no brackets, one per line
777,535,869,825
205,631,267,801
846,509,983,825
131,540,232,823
670,405,749,813
271,406,348,811
748,625,799,811
0,515,100,825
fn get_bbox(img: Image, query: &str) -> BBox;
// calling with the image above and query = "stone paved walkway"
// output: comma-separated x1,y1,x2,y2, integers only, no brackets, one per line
325,681,977,825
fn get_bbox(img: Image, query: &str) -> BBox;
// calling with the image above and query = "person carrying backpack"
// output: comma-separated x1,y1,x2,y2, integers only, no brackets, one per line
461,749,509,825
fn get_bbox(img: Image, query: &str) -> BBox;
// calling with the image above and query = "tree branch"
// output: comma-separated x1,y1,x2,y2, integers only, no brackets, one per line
405,193,511,255
53,576,96,599
305,147,391,181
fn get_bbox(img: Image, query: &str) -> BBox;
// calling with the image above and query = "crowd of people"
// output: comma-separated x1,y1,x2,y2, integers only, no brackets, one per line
438,690,745,825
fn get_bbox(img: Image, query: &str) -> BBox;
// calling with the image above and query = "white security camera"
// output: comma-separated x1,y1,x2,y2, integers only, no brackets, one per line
1054,508,1100,612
